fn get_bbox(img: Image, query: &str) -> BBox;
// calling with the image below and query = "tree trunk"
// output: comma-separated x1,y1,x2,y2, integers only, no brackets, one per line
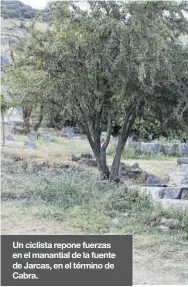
76,96,112,180
33,113,43,131
22,107,32,134
23,117,30,134
109,139,125,182
94,112,112,179
1,113,5,145
95,150,110,179
110,106,137,181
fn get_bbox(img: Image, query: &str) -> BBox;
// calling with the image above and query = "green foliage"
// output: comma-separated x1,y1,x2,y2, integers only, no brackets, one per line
102,187,151,217
27,171,100,208
0,94,10,113
0,91,20,117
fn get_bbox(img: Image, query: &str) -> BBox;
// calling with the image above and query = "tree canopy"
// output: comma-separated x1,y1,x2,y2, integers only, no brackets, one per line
5,0,188,180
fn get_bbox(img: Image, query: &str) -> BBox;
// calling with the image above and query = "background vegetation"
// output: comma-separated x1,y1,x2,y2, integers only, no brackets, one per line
1,0,38,19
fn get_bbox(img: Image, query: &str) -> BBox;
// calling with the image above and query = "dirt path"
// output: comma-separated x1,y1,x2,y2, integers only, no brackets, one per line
1,202,188,285
134,234,188,285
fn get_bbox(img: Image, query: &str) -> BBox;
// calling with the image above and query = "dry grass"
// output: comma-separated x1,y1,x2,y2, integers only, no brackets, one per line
1,133,92,163
1,202,84,235
134,233,188,285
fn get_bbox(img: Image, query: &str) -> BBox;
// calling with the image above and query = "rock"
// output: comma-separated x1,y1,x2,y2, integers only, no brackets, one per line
11,126,25,135
24,140,36,149
74,153,97,166
120,162,148,182
120,162,139,172
181,188,188,200
33,133,51,141
179,144,188,154
78,157,97,167
40,134,51,141
1,55,9,67
79,135,87,140
157,225,170,232
173,160,188,186
143,143,162,153
177,157,188,165
120,162,131,170
159,187,182,199
80,153,93,159
128,142,188,155
71,154,78,161
131,163,140,169
163,143,179,154
160,218,180,229
6,134,14,141
61,127,75,137
177,164,188,185
146,176,166,186
12,156,23,162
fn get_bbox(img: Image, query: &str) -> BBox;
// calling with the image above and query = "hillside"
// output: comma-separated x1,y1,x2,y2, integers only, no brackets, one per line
1,1,50,59
1,0,38,19
1,17,48,54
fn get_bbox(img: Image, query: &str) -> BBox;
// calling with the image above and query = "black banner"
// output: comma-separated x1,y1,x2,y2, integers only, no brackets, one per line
1,235,132,286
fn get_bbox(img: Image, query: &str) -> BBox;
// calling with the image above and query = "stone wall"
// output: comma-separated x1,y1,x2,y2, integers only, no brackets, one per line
176,158,188,187
128,142,188,154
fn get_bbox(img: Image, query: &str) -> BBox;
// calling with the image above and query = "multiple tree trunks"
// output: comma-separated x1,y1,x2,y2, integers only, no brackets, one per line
89,106,137,181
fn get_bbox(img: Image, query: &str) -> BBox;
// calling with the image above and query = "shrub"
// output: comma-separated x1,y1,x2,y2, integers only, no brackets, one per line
102,186,152,217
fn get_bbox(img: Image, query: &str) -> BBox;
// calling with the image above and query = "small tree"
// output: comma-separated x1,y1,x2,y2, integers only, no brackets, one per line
5,1,188,180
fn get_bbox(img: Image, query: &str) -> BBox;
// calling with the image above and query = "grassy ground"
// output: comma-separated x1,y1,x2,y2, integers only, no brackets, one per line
1,128,188,284
1,127,177,180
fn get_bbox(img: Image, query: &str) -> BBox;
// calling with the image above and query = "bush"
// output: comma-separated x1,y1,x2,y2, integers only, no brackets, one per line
26,171,101,208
